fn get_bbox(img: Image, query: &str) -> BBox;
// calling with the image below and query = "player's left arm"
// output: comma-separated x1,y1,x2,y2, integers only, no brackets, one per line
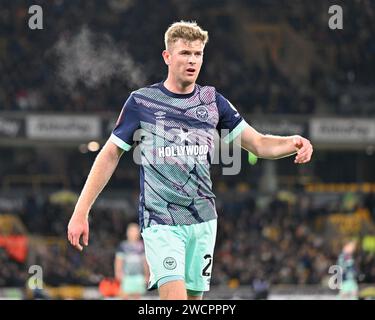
235,124,313,163
215,92,313,163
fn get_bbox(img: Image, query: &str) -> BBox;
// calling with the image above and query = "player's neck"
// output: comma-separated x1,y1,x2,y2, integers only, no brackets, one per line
164,78,195,95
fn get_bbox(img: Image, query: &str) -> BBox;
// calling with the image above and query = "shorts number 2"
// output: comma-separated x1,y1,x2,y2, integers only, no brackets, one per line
202,254,212,276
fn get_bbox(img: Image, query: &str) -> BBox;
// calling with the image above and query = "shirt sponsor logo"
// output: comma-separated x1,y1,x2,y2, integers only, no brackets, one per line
158,144,209,159
157,128,209,161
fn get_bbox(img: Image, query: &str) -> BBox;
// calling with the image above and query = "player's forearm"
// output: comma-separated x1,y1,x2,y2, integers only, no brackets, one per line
255,134,297,160
73,142,122,218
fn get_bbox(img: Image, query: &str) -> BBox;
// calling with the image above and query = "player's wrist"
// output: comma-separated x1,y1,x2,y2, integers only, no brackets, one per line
72,210,89,220
290,135,300,152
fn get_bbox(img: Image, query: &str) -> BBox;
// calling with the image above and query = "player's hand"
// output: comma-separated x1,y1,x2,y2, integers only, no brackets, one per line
292,135,313,164
67,214,89,251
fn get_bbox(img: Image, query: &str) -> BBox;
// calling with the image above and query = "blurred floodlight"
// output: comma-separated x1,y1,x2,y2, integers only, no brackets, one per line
88,141,100,152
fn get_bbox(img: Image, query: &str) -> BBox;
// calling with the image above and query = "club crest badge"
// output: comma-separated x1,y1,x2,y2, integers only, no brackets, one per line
196,106,209,122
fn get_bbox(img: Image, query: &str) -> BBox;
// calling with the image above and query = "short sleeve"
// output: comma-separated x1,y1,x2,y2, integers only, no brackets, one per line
216,93,248,143
110,94,140,151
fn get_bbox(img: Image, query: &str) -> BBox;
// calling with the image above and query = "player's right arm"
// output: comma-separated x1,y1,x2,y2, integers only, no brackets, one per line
67,141,124,251
68,94,140,251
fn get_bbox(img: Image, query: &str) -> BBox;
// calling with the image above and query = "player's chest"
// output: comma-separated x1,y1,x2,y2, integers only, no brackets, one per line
138,103,219,129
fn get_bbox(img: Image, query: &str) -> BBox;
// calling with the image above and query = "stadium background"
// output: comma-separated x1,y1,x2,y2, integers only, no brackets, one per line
1,0,375,299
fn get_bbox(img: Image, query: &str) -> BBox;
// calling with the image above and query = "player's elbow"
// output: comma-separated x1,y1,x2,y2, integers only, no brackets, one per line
248,134,265,158
240,129,263,157
252,135,278,159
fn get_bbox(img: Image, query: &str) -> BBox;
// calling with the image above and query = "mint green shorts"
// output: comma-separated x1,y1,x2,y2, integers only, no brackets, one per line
141,219,217,292
121,275,146,295
338,280,358,299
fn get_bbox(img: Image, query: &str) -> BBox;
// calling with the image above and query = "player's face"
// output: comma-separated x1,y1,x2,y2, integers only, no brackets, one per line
164,39,204,87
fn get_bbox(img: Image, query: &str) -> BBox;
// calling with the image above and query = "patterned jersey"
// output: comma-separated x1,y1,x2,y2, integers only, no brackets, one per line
116,240,145,276
111,82,247,229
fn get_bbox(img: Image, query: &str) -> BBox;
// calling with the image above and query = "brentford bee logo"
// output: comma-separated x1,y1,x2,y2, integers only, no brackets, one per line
196,106,209,122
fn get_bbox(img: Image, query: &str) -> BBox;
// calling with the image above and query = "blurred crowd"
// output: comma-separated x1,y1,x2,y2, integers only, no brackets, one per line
214,190,375,286
0,0,374,115
1,185,375,290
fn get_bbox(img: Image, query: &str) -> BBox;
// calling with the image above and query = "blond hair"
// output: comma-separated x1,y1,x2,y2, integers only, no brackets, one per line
164,21,209,50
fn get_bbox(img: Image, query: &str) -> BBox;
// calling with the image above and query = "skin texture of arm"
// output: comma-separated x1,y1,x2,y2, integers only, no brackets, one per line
235,124,313,163
67,139,124,251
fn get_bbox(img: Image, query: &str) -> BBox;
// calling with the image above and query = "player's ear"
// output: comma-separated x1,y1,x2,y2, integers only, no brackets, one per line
162,50,171,65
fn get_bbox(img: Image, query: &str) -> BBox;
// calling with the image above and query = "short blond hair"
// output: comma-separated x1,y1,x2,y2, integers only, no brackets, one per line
164,21,209,50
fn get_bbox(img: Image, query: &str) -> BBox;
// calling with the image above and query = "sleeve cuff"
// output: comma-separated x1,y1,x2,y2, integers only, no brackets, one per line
223,119,248,144
110,133,133,151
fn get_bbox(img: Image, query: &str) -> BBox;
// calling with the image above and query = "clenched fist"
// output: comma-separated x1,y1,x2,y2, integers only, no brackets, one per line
292,135,313,164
